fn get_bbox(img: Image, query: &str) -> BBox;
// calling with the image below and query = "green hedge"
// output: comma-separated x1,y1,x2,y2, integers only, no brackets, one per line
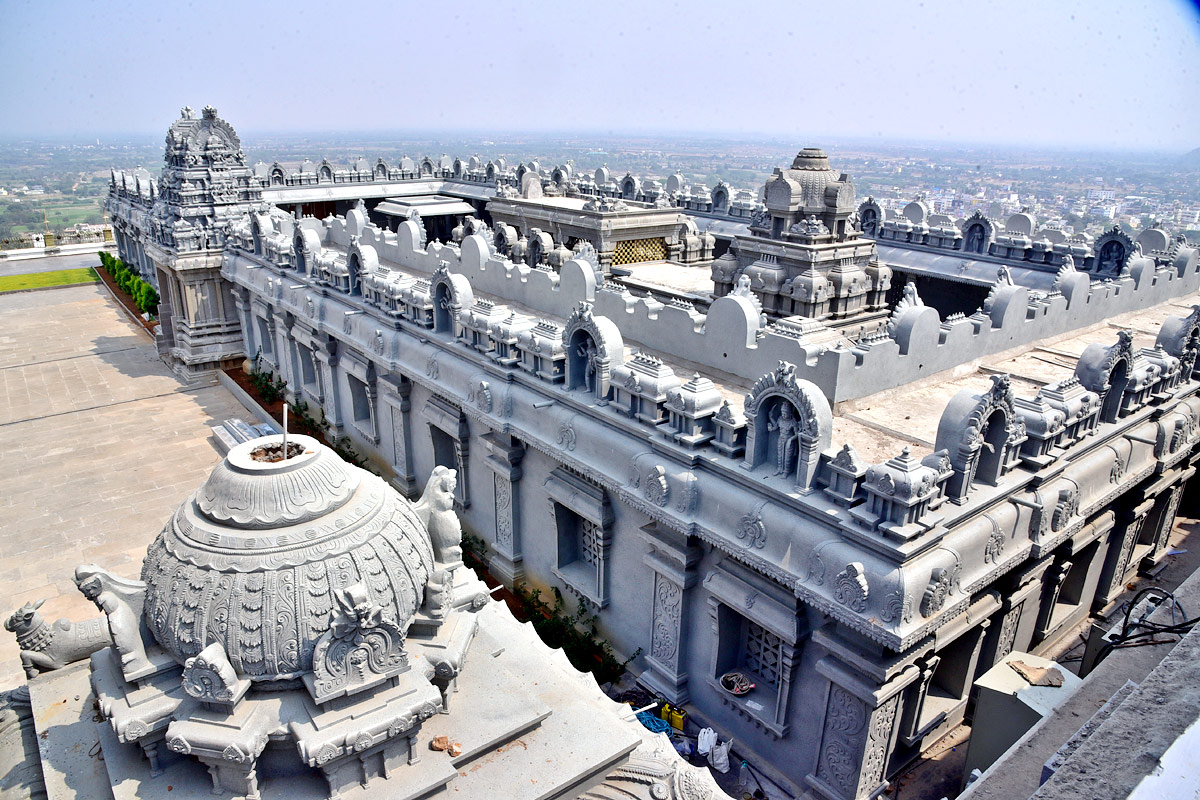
98,251,159,316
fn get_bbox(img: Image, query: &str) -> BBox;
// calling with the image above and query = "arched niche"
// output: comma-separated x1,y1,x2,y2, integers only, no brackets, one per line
741,361,833,491
1077,330,1135,423
346,239,378,297
620,175,639,200
269,163,285,186
486,163,497,182
857,198,883,237
563,302,623,401
249,213,265,255
431,262,473,335
318,161,333,182
934,374,1027,502
493,223,516,257
711,183,730,214
1093,226,1133,275
294,228,320,275
527,229,552,267
373,159,388,180
960,211,995,255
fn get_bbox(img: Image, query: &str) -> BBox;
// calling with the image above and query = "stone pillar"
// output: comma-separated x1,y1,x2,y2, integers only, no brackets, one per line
482,432,525,583
379,376,415,496
231,288,252,360
1144,479,1188,568
313,338,343,431
271,310,291,387
1034,560,1073,642
1096,498,1153,611
991,600,1024,664
639,524,702,704
806,656,917,800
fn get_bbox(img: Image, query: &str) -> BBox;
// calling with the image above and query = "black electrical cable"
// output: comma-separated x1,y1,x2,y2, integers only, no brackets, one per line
1093,587,1199,663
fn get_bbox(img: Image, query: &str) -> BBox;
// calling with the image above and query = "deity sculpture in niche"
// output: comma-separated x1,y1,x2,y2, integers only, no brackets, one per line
579,337,600,394
966,224,985,254
768,402,801,476
1098,240,1124,274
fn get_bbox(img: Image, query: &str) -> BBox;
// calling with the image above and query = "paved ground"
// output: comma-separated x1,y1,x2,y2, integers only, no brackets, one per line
0,251,103,278
0,283,252,690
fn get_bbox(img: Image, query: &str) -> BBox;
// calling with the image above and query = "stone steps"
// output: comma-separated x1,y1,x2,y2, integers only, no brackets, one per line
24,662,111,800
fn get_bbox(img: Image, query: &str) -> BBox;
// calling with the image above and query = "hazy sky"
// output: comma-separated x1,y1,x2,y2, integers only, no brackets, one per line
1,0,1198,151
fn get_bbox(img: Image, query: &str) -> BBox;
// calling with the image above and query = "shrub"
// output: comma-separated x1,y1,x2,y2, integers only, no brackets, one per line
101,253,158,317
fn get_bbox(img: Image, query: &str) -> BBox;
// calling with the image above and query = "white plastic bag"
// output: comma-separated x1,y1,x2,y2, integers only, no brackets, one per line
696,726,717,756
708,737,733,773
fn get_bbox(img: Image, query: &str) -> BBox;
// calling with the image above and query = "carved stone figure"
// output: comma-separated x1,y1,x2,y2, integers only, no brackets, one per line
768,402,800,476
414,466,462,563
966,224,985,254
580,337,600,394
76,569,153,680
4,600,111,679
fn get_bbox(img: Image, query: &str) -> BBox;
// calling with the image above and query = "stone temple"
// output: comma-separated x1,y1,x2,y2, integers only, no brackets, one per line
9,106,1200,799
7,432,728,800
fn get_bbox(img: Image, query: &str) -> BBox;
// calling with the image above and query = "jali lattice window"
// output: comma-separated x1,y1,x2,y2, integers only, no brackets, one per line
612,237,667,266
579,518,602,566
744,621,782,689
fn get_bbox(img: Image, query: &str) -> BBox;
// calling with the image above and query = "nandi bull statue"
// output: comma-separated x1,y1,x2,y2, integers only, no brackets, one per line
4,599,111,679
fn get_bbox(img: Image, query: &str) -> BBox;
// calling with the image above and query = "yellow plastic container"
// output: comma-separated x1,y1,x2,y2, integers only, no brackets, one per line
668,707,688,731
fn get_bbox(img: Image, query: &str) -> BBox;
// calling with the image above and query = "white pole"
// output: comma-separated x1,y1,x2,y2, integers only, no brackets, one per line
282,403,288,460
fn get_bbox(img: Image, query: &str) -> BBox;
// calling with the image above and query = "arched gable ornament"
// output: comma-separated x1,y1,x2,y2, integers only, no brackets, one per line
742,361,833,491
1093,225,1134,276
1156,305,1200,380
430,261,474,334
1076,329,1135,394
347,237,379,294
935,373,1026,501
886,281,925,336
563,301,624,399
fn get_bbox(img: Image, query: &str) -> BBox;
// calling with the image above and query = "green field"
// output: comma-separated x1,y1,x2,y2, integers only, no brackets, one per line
0,267,100,292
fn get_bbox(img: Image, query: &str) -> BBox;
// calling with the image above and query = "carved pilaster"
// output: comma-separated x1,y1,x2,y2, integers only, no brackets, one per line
312,338,342,430
380,376,415,496
1096,499,1152,610
1151,484,1184,556
808,656,914,800
482,432,525,584
993,601,1023,663
639,524,702,704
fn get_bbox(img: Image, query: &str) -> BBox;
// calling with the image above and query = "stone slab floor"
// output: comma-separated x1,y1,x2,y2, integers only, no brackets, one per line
0,283,253,690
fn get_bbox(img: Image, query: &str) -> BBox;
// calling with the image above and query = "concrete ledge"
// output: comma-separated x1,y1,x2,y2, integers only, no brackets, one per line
216,368,277,428
0,242,115,261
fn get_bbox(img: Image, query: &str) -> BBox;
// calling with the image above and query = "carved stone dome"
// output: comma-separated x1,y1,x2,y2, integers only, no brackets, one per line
139,435,434,681
790,147,833,172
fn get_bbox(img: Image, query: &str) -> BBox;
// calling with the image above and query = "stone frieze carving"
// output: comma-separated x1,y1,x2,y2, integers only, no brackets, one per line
920,567,952,618
834,563,869,612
